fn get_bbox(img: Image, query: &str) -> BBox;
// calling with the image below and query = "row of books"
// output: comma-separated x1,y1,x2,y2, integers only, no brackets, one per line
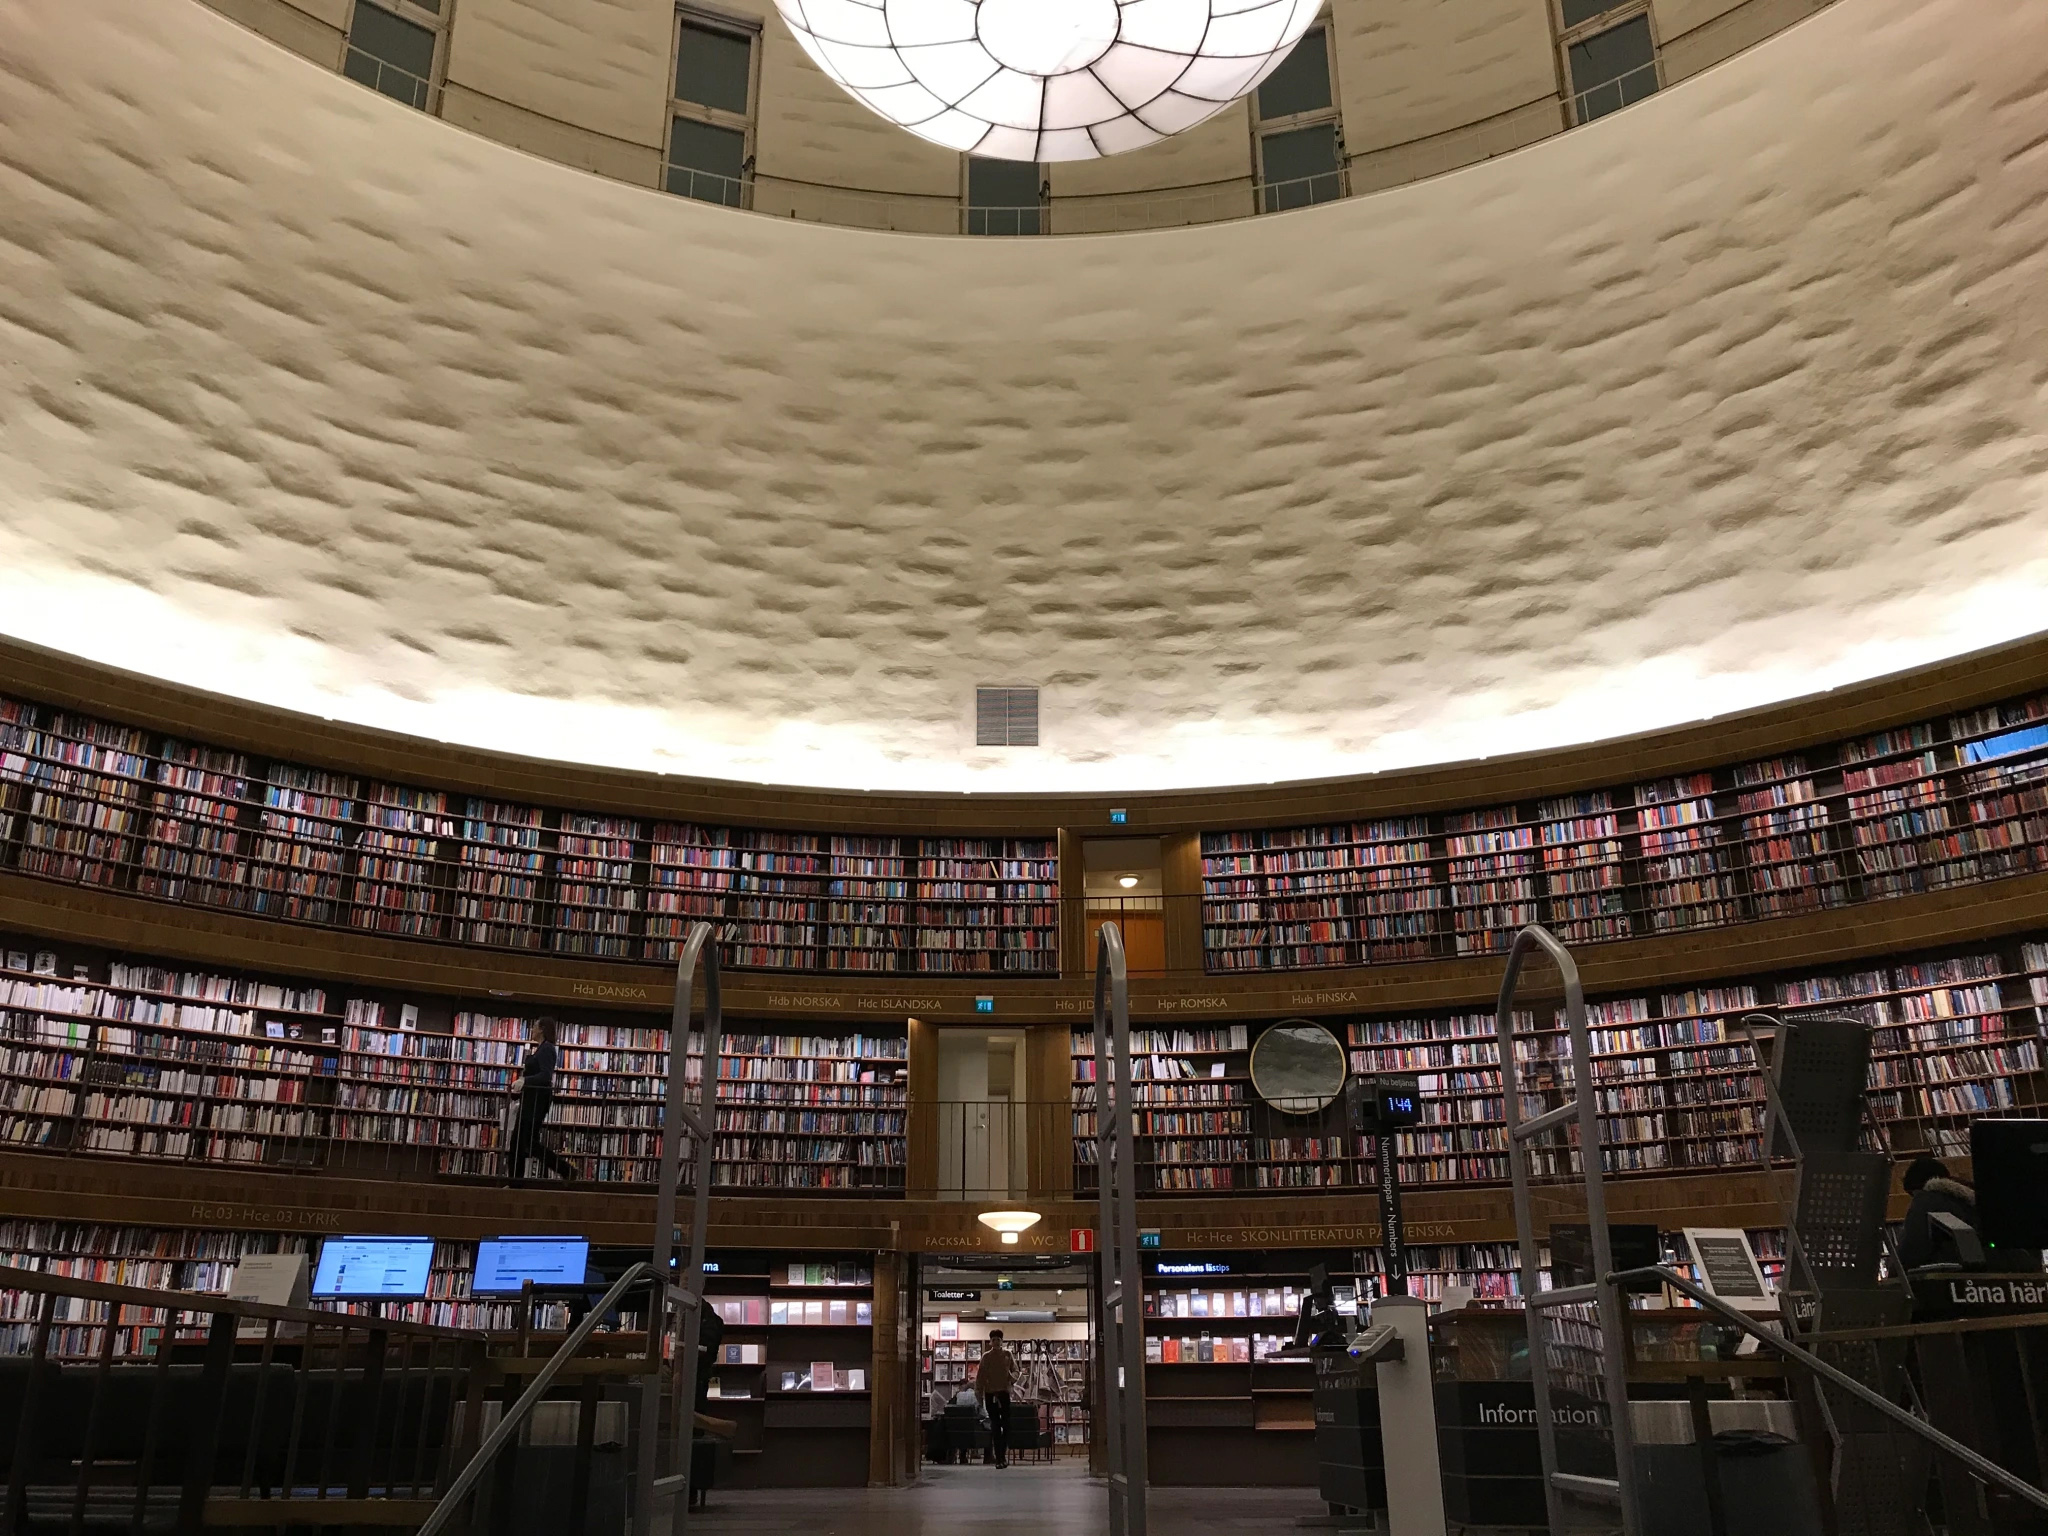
1200,702,2048,971
0,694,1060,973
1073,942,2048,1193
0,956,911,1189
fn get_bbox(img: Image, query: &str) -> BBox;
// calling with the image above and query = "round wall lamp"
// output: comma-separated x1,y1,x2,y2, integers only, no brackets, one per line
1118,875,1139,888
978,1210,1043,1245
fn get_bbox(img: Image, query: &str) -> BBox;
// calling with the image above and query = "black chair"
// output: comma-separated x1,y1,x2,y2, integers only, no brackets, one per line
1007,1401,1051,1464
939,1404,987,1464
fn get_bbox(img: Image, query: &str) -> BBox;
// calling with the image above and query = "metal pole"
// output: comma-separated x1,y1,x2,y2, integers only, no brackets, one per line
636,924,723,1536
1494,924,1643,1536
1563,953,1642,1536
1094,923,1146,1536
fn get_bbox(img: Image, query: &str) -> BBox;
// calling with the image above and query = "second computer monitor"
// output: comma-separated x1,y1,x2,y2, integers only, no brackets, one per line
471,1236,591,1295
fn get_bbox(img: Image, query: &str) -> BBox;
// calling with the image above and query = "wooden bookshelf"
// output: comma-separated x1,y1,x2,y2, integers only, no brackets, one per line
0,932,907,1192
0,691,1059,978
1070,1023,1372,1195
6,669,2048,990
353,785,455,940
706,1251,878,1487
1197,686,2048,975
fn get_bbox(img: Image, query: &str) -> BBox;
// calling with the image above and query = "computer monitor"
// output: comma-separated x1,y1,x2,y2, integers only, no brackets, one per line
1971,1119,2048,1262
470,1236,592,1295
311,1236,436,1300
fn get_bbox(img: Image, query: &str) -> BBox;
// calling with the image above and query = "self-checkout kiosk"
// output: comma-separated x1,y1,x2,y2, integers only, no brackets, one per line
1307,1076,1446,1536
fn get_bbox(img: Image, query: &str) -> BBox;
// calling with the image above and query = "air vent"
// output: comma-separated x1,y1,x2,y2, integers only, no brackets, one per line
976,686,1039,747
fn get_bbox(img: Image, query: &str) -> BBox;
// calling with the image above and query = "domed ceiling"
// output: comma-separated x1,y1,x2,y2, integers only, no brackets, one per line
0,0,2045,792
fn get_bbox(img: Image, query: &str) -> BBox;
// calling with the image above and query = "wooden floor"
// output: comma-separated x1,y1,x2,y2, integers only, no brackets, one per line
691,1460,1333,1534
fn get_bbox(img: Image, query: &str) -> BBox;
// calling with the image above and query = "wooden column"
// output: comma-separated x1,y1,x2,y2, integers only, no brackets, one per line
906,1017,939,1199
1026,1023,1073,1200
1057,827,1087,980
1161,831,1204,978
869,1248,915,1485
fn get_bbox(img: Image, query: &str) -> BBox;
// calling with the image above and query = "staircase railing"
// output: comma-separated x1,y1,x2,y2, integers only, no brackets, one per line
1493,923,1643,1533
417,1263,660,1536
0,1264,483,1536
1604,1265,2048,1519
1093,921,1148,1536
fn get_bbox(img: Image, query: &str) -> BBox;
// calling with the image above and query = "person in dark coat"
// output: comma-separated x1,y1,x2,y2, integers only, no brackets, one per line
1898,1156,1978,1269
508,1016,578,1185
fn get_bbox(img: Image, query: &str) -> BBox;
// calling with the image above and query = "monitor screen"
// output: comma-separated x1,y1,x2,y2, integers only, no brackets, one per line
471,1236,591,1295
1972,1119,2048,1256
311,1236,436,1299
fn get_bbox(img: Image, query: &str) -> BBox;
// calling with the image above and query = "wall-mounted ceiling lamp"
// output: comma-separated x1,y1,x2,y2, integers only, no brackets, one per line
773,0,1322,161
978,1210,1043,1245
1118,875,1139,888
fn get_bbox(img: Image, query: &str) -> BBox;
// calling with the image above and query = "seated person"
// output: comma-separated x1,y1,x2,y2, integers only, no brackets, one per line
1898,1156,1978,1270
942,1386,985,1464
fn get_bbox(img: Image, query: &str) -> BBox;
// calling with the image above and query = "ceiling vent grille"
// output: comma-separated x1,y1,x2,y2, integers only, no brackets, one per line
976,686,1039,747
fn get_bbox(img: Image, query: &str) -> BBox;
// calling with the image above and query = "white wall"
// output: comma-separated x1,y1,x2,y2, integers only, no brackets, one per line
198,0,1844,220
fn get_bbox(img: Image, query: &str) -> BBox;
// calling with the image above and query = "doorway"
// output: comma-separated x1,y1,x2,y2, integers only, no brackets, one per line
915,1254,1097,1470
933,1029,1029,1200
1081,837,1165,977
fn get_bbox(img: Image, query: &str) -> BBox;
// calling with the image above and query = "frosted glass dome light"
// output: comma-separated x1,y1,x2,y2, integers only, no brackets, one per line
774,0,1324,161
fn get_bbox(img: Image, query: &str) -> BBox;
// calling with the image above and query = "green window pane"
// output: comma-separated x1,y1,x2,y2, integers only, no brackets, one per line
1260,124,1342,212
1256,29,1330,120
967,158,1041,234
675,22,751,114
347,2,435,87
667,117,746,206
1560,0,1621,28
1569,15,1658,122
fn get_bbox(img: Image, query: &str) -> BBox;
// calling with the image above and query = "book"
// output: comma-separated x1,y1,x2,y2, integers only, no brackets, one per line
812,1361,836,1392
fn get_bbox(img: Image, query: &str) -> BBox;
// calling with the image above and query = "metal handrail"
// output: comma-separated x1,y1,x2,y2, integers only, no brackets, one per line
1606,1264,2048,1516
0,1263,472,1338
1093,921,1147,1536
643,922,722,1536
1493,924,1642,1536
415,1261,658,1536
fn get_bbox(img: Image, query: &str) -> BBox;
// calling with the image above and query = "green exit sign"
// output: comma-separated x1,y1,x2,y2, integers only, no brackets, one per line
1139,1230,1161,1249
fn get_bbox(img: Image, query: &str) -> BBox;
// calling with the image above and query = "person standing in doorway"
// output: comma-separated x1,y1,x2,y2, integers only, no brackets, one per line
976,1328,1016,1468
508,1017,578,1185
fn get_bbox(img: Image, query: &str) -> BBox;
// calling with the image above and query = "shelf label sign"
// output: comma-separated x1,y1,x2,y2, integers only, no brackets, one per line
1070,1228,1096,1253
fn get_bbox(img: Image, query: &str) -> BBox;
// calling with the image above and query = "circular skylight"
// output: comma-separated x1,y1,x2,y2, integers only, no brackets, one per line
773,0,1323,161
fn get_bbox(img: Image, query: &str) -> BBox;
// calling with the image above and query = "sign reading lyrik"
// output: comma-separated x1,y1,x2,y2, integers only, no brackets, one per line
192,1203,344,1231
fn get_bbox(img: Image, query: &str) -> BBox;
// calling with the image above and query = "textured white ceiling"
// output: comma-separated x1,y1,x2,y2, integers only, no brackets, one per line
1,0,2046,793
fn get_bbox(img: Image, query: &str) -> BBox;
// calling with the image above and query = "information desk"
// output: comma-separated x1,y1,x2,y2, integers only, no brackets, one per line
1902,1279,2048,1536
1429,1307,1821,1535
